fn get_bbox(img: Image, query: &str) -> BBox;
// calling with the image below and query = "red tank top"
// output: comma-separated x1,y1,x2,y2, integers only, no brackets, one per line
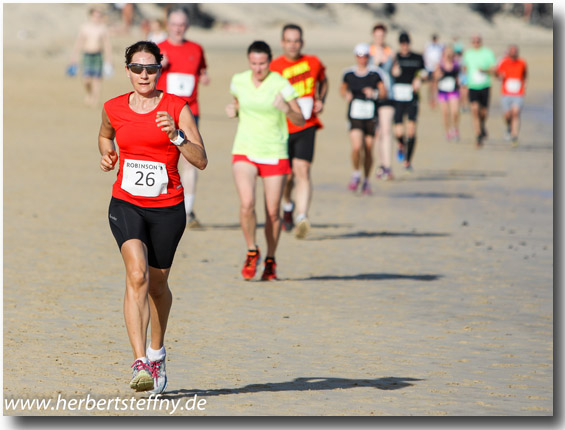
104,92,187,208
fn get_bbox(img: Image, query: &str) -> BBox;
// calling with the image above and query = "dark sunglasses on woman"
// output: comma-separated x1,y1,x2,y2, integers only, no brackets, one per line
127,63,162,75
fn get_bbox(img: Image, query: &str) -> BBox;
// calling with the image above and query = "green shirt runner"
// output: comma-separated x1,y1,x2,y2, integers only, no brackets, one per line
463,46,497,90
230,70,298,160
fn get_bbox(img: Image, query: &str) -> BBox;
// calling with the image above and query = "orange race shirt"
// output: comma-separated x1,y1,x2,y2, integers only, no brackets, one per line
270,54,326,134
104,92,187,208
497,57,527,96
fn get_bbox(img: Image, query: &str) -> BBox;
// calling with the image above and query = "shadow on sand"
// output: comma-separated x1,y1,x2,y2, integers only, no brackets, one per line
398,168,506,181
287,273,442,282
196,222,354,231
162,376,424,400
306,230,449,241
389,192,473,199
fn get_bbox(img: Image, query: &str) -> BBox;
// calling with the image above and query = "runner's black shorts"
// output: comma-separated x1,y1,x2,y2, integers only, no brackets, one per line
394,100,419,124
468,87,490,108
108,197,186,269
288,125,317,165
349,118,378,136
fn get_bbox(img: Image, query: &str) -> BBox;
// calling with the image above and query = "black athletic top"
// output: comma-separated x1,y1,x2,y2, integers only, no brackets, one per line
342,66,384,120
394,52,425,84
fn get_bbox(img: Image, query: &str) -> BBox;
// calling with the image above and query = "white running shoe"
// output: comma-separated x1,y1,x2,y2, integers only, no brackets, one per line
295,217,311,239
149,358,168,394
130,359,154,392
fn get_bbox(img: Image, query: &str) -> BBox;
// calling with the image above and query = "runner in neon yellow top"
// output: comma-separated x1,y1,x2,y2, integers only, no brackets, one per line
230,69,299,159
226,41,304,281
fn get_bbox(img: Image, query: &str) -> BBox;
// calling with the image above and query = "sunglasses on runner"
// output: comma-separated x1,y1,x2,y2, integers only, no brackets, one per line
127,63,162,74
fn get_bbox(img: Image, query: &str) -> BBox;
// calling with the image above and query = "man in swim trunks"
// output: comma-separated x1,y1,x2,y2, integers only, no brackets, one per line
68,6,113,107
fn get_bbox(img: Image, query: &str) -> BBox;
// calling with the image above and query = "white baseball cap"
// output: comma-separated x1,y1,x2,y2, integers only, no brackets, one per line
354,43,370,57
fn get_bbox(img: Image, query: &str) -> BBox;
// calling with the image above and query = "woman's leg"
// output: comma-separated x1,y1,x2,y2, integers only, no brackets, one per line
148,266,172,351
349,129,364,171
377,106,394,170
262,174,287,258
233,161,258,250
363,133,375,178
448,96,460,135
439,100,450,136
121,239,151,360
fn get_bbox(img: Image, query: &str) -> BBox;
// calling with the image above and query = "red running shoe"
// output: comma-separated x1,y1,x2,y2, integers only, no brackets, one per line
282,209,294,232
242,247,261,280
261,257,277,281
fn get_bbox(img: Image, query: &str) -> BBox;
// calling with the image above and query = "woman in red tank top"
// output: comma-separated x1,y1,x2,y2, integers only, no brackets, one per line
98,41,207,393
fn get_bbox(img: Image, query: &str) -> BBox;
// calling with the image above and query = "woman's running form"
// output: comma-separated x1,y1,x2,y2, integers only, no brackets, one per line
98,41,207,393
434,45,461,142
340,43,386,195
369,23,396,181
226,41,304,281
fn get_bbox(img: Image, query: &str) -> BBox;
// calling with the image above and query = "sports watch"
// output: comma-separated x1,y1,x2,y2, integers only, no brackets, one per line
171,130,186,146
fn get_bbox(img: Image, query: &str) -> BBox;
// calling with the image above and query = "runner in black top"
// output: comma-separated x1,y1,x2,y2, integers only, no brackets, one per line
391,32,427,171
340,43,386,195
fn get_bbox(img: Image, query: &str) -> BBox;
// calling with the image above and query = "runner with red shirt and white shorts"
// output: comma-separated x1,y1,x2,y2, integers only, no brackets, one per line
99,41,207,394
157,6,209,228
496,44,527,146
270,24,328,239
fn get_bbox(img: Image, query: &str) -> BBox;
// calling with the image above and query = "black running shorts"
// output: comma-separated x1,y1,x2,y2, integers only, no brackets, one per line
108,197,186,269
394,100,419,124
288,126,317,164
468,87,490,108
349,118,378,136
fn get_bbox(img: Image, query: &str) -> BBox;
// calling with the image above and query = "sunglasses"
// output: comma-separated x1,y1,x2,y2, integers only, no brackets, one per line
127,63,162,74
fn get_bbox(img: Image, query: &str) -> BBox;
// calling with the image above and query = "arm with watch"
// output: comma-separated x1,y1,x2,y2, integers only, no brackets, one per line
156,106,208,170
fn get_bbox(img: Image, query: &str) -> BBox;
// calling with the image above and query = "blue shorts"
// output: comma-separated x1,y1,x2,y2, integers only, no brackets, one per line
501,96,524,112
82,52,103,78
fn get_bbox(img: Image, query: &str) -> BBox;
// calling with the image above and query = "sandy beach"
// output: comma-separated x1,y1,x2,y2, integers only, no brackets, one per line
3,3,554,417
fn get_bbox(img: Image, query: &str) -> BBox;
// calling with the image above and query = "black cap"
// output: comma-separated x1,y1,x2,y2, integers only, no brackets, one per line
399,32,410,44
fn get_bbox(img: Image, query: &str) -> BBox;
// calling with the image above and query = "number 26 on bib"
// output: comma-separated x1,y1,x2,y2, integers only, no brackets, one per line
121,159,169,197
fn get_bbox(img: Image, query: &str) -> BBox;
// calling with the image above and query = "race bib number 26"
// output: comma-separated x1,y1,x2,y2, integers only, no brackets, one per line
121,159,169,197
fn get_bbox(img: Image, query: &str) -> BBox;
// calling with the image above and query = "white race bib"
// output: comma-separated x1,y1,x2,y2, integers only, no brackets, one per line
438,76,456,93
393,83,414,102
121,159,169,197
297,96,314,120
504,78,522,94
167,73,195,97
350,99,375,120
472,70,488,85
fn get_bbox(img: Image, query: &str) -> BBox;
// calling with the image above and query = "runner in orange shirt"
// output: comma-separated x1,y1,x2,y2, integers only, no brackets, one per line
270,24,328,239
496,44,527,146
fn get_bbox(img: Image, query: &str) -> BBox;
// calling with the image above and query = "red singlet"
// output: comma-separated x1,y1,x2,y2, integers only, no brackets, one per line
157,39,207,117
104,92,187,208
